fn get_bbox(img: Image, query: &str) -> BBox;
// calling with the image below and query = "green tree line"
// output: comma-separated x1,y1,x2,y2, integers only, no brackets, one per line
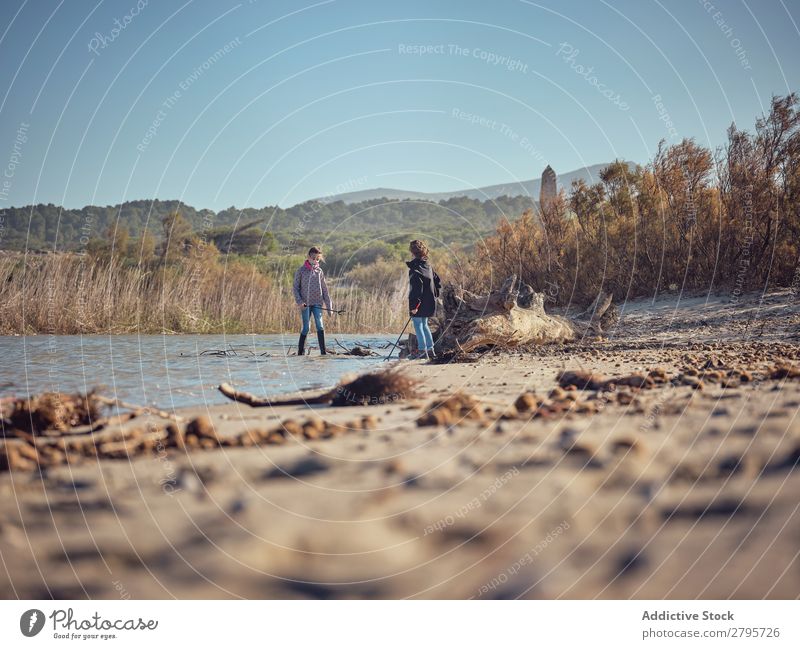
0,194,538,258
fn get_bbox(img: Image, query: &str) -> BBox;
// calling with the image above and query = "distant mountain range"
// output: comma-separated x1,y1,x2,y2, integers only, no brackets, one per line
318,162,628,204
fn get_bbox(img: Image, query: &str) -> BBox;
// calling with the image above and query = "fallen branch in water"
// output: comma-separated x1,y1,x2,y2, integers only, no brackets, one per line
181,344,272,358
332,338,379,356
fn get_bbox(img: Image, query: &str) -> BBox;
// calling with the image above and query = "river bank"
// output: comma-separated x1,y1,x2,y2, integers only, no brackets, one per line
1,289,799,598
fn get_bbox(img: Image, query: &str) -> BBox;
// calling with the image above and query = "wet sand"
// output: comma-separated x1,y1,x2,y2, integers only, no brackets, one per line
1,289,799,599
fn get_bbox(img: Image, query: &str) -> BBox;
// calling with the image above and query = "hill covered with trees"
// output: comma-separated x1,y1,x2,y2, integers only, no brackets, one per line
0,194,538,258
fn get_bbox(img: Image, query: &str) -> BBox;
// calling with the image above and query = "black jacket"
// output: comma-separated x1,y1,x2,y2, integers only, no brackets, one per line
407,257,441,317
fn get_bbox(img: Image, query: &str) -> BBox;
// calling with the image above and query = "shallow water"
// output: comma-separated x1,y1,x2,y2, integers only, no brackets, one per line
0,334,394,409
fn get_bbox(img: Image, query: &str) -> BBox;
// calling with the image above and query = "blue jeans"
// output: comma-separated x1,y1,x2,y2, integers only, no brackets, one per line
411,316,434,350
300,305,324,335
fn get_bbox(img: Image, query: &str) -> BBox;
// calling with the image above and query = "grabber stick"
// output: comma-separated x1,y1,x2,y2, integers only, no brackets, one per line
384,301,419,361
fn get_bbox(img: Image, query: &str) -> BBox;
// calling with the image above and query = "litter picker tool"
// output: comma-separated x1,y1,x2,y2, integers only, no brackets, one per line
303,305,345,315
384,301,420,361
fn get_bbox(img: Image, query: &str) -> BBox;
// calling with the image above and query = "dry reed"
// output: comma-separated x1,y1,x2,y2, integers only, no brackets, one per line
0,253,409,334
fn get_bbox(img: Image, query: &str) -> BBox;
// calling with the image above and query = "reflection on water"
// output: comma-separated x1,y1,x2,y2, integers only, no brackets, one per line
0,334,393,409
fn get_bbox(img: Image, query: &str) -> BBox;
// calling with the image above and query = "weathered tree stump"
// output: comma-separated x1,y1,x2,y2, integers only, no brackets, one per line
426,275,613,353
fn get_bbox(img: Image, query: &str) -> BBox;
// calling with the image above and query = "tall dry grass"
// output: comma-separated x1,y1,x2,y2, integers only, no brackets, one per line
0,253,409,335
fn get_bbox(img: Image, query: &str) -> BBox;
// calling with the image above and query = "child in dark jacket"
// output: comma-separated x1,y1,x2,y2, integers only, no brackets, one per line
406,239,441,359
293,246,332,355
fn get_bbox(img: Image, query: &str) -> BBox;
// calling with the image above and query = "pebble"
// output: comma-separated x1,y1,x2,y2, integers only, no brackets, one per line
265,455,330,479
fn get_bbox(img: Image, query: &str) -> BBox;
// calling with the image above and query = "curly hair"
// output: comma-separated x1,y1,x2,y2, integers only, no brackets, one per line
409,239,429,259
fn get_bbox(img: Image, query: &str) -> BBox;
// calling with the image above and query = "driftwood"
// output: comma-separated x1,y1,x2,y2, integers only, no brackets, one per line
94,395,185,423
218,368,418,408
574,291,619,332
432,275,614,353
218,383,334,407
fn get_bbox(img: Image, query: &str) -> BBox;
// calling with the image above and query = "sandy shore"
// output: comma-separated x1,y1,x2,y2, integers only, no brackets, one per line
1,289,799,599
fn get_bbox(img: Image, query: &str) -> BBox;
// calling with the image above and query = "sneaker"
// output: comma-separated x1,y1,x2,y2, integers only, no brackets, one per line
427,348,437,359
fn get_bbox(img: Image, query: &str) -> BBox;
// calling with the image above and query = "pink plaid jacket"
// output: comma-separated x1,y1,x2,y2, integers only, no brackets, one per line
292,262,332,310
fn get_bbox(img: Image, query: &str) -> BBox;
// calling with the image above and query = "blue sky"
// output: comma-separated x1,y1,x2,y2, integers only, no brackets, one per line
0,0,798,209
